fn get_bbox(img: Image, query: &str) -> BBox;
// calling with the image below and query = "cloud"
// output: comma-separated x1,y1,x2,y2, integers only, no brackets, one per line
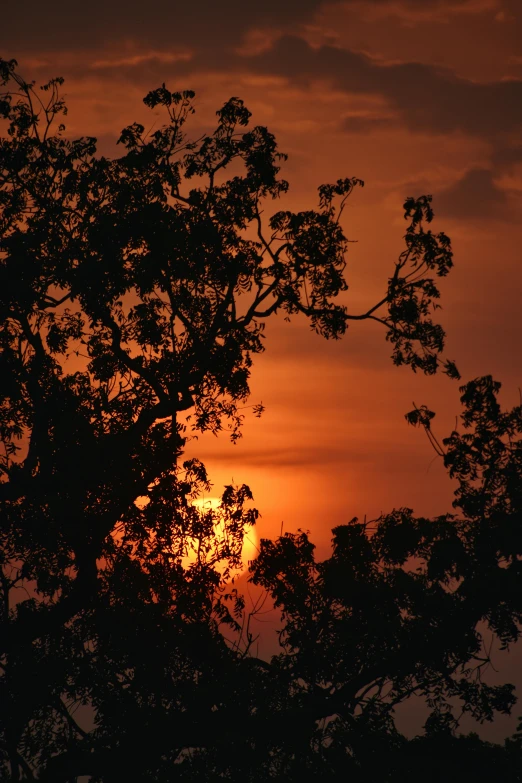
6,2,522,154
347,0,501,25
61,35,522,148
2,0,501,56
197,444,357,469
195,437,430,471
341,114,397,133
492,142,522,167
0,0,335,53
436,168,508,219
90,51,192,69
236,36,522,141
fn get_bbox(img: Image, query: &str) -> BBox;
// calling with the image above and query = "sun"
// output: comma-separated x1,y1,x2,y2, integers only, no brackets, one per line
130,494,259,575
187,496,259,575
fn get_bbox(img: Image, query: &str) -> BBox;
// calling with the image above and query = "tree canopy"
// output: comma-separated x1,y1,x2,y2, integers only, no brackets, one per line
0,57,520,782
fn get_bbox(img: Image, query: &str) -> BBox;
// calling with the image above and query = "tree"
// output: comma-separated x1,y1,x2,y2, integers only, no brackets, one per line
247,375,522,780
0,56,495,781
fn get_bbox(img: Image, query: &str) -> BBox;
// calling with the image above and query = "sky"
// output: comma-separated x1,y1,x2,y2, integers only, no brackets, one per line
2,0,522,738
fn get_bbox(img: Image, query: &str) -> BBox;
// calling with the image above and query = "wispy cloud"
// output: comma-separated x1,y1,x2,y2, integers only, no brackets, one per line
347,0,501,26
91,51,192,69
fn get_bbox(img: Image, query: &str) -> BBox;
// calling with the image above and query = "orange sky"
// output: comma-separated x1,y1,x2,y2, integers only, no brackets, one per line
3,0,522,739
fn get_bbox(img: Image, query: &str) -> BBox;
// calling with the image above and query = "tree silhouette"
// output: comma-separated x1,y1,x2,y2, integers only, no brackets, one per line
1,58,519,781
248,375,522,779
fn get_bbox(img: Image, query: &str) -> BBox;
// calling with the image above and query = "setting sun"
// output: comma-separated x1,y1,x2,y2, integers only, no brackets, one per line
3,6,522,774
187,497,259,575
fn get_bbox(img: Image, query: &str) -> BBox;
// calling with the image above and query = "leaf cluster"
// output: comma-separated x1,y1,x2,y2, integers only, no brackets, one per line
0,60,485,781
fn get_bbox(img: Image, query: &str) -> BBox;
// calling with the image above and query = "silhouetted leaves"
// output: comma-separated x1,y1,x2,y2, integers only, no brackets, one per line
0,59,516,781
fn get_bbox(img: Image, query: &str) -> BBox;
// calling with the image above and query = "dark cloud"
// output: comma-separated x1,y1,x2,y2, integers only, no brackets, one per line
195,441,428,470
437,168,508,219
491,142,522,168
340,115,397,134
1,0,332,53
1,0,494,54
197,445,355,469
240,36,522,140
4,0,520,150
64,33,522,146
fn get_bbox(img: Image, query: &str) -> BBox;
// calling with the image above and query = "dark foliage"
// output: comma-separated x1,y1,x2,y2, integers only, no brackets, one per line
1,58,520,781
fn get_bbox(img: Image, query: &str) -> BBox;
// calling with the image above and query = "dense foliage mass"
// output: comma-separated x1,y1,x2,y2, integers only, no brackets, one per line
0,57,520,781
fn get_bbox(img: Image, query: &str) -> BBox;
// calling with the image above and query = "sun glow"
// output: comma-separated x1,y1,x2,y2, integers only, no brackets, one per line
112,495,259,577
185,496,259,576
